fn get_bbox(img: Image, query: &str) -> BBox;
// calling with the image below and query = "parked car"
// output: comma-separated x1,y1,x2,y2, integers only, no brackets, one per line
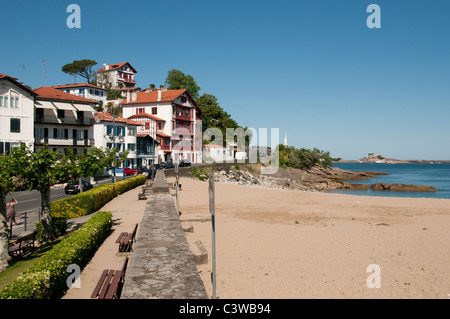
179,159,192,167
118,167,135,175
65,181,94,194
161,162,174,169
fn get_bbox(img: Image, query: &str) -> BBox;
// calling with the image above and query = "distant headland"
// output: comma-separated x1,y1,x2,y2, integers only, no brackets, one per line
336,153,450,164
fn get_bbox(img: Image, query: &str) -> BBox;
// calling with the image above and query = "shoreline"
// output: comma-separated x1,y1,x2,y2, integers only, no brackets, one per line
175,176,450,299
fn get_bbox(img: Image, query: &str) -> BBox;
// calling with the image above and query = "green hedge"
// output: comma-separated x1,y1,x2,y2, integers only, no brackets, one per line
0,211,113,299
51,175,146,219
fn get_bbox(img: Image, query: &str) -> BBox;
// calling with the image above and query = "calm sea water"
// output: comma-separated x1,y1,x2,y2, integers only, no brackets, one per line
329,163,450,199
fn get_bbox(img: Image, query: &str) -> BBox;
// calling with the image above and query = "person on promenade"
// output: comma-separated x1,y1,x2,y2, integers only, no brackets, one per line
6,198,18,226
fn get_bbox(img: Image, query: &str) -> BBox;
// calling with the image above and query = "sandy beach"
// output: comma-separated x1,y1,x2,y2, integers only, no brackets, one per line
63,175,450,299
176,177,450,299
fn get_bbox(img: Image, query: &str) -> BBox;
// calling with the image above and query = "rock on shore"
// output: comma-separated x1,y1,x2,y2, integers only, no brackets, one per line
211,164,436,193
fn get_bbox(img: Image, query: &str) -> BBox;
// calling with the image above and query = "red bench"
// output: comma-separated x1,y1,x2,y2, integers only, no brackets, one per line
91,256,129,299
115,224,138,252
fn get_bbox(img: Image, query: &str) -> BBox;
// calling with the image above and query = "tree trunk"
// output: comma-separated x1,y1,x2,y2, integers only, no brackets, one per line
79,176,83,193
0,196,11,272
40,189,56,241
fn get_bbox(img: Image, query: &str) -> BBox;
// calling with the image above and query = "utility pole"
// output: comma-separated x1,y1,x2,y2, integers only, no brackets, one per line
41,58,46,86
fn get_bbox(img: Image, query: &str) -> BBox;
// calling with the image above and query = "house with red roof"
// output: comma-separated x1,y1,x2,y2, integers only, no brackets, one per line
33,86,97,154
96,62,138,90
93,112,143,168
121,87,203,164
0,73,36,153
52,83,108,106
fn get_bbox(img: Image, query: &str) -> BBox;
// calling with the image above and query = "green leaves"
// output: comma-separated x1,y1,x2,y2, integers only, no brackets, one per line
61,59,97,83
277,144,333,169
165,69,201,99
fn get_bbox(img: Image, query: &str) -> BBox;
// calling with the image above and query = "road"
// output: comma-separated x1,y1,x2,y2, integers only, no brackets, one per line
6,174,136,238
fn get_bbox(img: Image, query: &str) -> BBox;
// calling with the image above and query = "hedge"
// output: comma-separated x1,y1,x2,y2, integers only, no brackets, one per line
51,175,146,219
0,211,112,299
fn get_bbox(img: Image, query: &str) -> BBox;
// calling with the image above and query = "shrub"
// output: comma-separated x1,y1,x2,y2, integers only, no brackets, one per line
0,211,112,299
36,217,67,244
50,175,145,219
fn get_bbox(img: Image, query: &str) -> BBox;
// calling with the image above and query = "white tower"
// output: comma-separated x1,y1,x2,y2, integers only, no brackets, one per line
284,132,287,147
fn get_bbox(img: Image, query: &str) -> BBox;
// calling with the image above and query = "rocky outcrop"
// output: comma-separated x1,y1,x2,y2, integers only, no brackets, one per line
370,183,437,192
209,164,436,193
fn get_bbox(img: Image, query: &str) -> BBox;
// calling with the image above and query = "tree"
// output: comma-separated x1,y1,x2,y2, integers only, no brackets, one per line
0,149,27,271
165,69,201,99
19,146,71,241
62,59,98,83
103,148,129,183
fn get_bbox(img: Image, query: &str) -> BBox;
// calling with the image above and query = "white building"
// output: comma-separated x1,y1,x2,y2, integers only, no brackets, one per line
33,86,97,154
0,73,36,153
93,112,142,168
203,144,234,163
52,83,108,107
121,87,203,164
96,62,138,90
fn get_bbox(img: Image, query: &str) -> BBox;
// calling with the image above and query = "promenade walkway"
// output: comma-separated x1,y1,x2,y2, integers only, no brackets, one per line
63,171,207,299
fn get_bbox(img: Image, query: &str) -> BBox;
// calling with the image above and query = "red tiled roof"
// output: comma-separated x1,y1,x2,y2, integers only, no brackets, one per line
0,73,18,80
94,112,142,126
121,89,186,105
128,112,166,122
51,83,107,90
97,62,137,73
34,86,97,104
156,132,171,138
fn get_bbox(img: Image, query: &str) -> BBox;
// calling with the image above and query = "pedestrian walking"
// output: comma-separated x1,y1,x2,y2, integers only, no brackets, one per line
6,198,18,226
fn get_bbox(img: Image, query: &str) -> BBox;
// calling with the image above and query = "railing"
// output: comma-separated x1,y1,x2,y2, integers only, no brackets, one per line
35,138,95,146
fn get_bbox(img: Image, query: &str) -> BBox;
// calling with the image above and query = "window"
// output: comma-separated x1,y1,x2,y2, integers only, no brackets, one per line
185,109,189,117
158,122,163,130
57,109,65,119
136,108,144,114
4,96,8,107
36,108,44,121
145,122,150,130
128,128,136,136
10,118,20,133
152,107,157,115
95,90,99,96
89,89,93,94
35,127,44,139
128,143,136,151
180,96,187,103
0,96,3,107
54,128,67,139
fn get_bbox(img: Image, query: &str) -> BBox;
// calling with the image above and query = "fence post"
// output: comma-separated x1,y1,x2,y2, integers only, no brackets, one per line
209,171,216,299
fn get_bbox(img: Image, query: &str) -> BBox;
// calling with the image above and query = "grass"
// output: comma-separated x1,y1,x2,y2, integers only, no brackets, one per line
0,237,64,291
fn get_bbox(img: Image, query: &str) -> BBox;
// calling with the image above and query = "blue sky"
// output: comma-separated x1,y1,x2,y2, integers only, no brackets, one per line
1,0,449,160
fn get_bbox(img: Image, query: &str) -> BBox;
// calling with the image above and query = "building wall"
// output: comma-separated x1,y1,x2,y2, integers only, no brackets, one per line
0,80,34,152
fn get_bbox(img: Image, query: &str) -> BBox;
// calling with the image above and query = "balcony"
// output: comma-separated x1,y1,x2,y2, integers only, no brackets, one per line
35,117,93,126
35,137,95,147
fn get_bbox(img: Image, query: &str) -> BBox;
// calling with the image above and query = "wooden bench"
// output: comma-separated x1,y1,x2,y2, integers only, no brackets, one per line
8,231,37,257
115,224,138,252
91,256,129,299
138,187,147,200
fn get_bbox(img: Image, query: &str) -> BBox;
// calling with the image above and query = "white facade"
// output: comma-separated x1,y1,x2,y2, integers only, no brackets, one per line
33,87,96,154
203,144,233,163
96,62,137,90
93,112,141,168
0,75,35,153
121,88,203,164
53,84,108,106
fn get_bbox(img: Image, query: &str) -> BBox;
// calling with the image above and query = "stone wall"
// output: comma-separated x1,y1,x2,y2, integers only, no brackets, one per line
121,170,207,299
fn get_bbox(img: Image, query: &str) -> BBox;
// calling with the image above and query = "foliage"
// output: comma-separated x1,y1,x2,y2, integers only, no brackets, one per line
0,211,112,299
191,166,214,181
35,218,67,244
165,69,201,99
61,59,98,83
106,90,123,100
50,175,146,219
276,144,333,169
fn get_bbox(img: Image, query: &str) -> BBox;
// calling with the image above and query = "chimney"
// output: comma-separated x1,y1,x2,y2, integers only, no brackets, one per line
157,88,161,102
132,91,137,102
126,90,131,103
103,63,109,70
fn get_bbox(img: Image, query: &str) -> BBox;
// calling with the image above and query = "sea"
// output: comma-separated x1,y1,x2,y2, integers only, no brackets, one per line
329,162,450,200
